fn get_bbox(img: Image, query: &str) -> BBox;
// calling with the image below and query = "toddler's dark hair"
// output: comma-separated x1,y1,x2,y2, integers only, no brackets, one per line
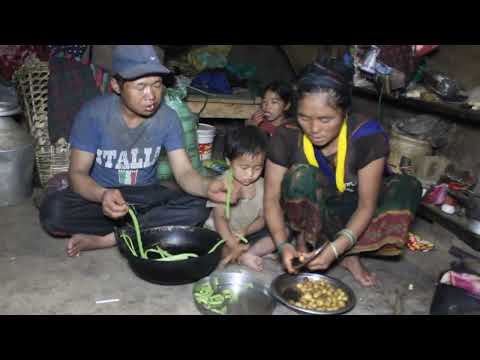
224,126,268,161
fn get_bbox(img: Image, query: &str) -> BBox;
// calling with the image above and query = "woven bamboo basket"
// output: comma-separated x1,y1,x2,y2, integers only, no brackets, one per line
14,56,70,187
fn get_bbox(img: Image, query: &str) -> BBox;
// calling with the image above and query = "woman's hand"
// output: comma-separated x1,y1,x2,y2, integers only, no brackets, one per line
306,237,351,271
304,246,337,271
102,189,128,219
281,243,299,274
220,242,249,267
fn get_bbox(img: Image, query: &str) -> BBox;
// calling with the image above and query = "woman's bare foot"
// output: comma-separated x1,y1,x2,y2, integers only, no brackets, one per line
340,255,377,287
238,252,264,272
66,233,116,257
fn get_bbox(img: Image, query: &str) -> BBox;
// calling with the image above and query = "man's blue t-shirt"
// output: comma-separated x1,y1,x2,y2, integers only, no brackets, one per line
69,94,184,188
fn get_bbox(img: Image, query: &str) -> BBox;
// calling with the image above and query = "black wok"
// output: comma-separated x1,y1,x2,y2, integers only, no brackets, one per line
115,225,224,285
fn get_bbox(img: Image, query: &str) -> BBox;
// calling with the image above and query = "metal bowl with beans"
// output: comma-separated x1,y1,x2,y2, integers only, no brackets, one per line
271,273,356,315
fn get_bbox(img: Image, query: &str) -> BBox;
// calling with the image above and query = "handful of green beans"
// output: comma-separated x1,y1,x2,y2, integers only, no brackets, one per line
194,277,255,315
194,280,234,315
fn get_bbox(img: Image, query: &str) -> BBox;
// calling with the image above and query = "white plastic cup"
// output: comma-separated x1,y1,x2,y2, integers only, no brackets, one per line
197,123,216,161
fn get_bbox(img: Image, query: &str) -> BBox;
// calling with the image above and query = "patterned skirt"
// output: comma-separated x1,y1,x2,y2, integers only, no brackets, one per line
281,164,423,256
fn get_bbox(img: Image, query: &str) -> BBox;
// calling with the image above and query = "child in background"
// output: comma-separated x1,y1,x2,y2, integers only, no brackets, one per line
204,126,276,271
246,81,292,136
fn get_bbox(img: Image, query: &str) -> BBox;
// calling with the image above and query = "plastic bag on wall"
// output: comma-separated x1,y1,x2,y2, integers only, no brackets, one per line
225,62,256,80
187,45,232,72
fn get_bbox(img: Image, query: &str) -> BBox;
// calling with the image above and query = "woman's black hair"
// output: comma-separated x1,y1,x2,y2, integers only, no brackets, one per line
224,126,269,161
294,56,355,112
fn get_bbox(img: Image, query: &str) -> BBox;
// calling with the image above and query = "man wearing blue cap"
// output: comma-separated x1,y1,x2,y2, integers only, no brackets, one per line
40,45,235,257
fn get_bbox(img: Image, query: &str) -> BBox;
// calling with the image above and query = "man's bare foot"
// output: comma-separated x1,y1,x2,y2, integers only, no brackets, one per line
340,255,377,287
238,252,264,272
66,233,116,257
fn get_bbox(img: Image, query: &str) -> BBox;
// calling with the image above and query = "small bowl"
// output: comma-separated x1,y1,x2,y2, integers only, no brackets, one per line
270,273,356,315
193,271,276,315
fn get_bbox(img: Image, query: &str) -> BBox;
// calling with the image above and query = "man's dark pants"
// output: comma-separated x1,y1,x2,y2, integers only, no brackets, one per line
39,183,210,237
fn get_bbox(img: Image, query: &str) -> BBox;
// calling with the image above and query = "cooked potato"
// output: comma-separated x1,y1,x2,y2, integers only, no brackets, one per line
291,278,349,312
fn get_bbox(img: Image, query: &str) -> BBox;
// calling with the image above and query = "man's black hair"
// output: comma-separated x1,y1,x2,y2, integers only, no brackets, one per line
224,126,268,161
114,74,126,88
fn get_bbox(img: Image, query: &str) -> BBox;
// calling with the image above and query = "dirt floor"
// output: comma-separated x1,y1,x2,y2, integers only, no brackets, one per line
1,187,479,315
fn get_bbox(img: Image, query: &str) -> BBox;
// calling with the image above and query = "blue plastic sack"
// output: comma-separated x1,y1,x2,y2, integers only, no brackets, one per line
191,71,232,95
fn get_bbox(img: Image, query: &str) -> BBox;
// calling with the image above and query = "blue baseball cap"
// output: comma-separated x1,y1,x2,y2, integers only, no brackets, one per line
112,45,170,79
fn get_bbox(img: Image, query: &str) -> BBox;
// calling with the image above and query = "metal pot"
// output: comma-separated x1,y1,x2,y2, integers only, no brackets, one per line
0,96,34,206
116,226,224,285
423,71,467,102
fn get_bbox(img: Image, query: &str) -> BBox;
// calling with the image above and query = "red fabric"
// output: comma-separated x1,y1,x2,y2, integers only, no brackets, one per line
356,211,413,250
415,45,439,57
258,120,278,136
0,45,49,80
377,45,417,80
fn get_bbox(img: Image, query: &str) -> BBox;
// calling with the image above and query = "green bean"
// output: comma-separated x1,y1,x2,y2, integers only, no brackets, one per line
197,283,214,295
194,282,231,314
208,294,225,306
233,232,249,244
120,232,137,257
206,234,248,256
155,253,198,261
157,246,172,257
123,205,213,262
144,245,175,259
208,239,226,254
193,280,254,315
144,248,160,258
127,207,146,259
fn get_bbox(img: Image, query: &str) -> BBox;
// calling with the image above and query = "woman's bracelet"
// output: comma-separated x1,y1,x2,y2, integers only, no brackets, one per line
336,228,357,248
330,242,339,259
276,239,290,254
